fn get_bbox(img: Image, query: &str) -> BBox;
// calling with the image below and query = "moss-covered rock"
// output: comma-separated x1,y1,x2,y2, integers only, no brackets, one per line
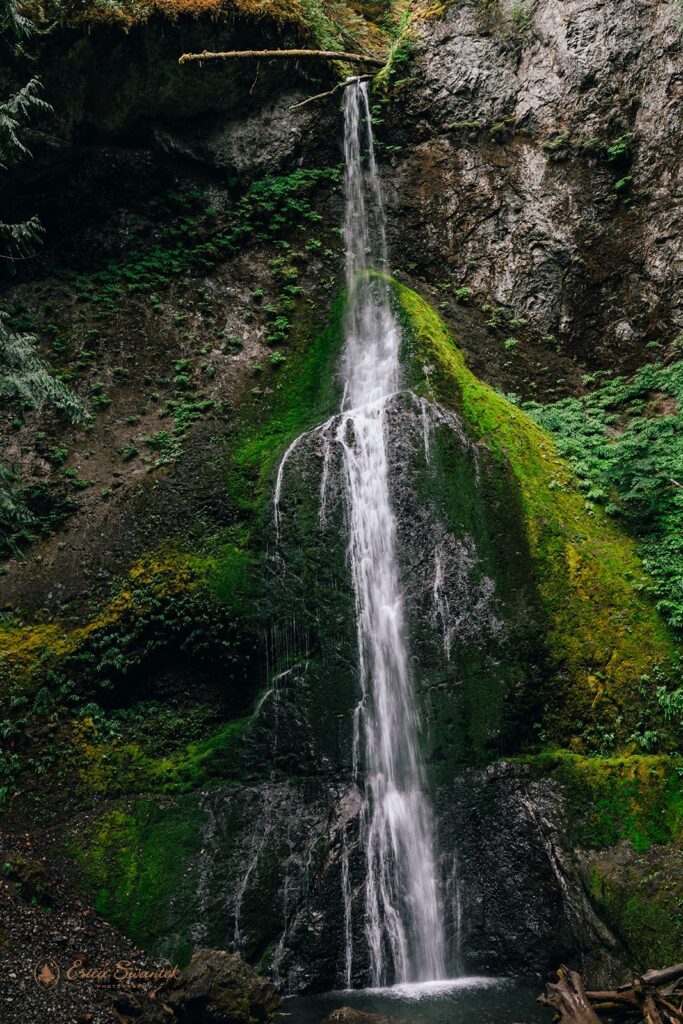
587,846,683,971
0,544,262,813
166,947,281,1024
68,795,206,964
392,279,678,749
522,752,683,851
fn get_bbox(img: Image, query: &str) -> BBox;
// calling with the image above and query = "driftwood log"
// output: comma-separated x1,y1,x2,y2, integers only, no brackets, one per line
178,48,385,66
540,966,602,1024
540,963,683,1024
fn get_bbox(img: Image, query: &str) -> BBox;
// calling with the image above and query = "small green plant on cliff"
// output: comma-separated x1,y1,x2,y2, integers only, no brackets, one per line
510,2,532,34
373,5,416,92
605,132,636,164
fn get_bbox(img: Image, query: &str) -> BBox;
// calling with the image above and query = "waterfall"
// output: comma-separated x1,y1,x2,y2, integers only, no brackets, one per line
338,78,446,987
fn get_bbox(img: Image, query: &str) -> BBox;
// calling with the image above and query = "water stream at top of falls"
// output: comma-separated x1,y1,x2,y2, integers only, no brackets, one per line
338,78,446,987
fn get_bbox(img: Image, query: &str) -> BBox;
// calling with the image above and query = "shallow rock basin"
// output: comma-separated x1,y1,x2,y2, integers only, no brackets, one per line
281,977,553,1024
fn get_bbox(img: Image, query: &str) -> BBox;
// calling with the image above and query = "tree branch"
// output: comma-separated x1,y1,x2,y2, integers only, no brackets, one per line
178,48,385,67
288,74,372,110
619,966,683,991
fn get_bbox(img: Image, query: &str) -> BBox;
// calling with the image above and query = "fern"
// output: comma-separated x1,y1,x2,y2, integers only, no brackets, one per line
0,77,52,260
0,464,37,558
0,215,44,259
0,78,51,167
1,0,34,37
0,313,86,559
0,311,86,421
526,357,683,632
0,15,84,560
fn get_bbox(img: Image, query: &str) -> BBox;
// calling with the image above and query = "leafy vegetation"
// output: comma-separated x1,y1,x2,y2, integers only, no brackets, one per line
28,0,390,59
525,358,683,632
0,311,84,421
0,544,259,809
373,4,416,92
59,169,340,302
0,80,51,260
2,0,34,36
0,19,86,558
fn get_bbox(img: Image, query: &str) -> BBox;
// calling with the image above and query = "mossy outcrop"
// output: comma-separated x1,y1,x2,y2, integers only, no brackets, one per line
392,279,678,750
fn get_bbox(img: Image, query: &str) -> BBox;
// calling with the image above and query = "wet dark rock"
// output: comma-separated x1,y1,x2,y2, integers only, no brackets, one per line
165,949,280,1024
434,763,624,986
3,856,53,906
112,990,173,1023
321,1009,396,1024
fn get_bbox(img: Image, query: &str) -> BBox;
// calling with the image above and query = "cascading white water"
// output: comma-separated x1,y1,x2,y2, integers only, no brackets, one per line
338,78,446,987
271,78,448,988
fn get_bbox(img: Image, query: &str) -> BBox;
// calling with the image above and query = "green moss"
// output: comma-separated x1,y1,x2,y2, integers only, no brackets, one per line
391,279,677,745
521,751,683,851
0,544,256,691
226,290,344,519
399,386,545,771
69,796,205,963
156,716,253,790
0,543,262,808
588,858,683,970
188,543,255,617
65,710,255,799
519,751,683,967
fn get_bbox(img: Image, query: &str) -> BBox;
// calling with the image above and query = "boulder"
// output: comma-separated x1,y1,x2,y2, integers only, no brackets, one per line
165,949,280,1024
111,991,173,1023
3,856,53,906
321,1010,395,1024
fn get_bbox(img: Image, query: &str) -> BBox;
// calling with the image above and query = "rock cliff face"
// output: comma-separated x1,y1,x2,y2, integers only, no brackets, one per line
384,0,682,371
1,0,681,1000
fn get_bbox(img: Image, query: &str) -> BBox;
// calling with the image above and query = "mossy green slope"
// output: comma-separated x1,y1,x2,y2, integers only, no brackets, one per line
521,752,683,851
68,796,206,965
392,278,677,747
226,290,344,522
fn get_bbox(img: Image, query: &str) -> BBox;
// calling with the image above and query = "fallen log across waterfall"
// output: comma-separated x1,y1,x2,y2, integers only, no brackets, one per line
178,48,385,66
539,964,683,1024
